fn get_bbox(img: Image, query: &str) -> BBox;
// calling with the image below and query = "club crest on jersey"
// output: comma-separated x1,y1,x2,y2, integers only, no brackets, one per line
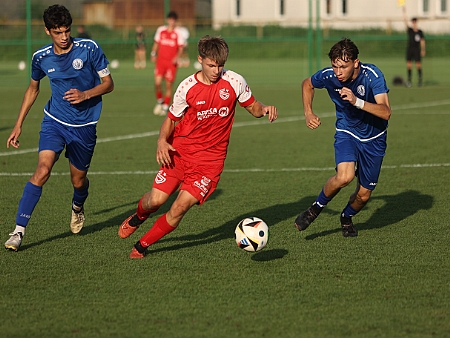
357,85,365,96
219,88,230,100
72,58,83,70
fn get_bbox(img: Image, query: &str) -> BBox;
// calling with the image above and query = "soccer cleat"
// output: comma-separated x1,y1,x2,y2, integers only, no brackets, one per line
5,232,23,251
129,241,147,259
294,207,318,231
118,213,145,239
70,207,85,234
153,103,163,116
129,247,145,259
341,216,358,237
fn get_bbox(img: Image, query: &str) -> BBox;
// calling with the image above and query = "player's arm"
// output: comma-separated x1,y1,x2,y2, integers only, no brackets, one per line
156,116,177,166
7,79,41,148
150,41,159,62
340,87,391,121
402,6,409,29
244,100,278,122
63,74,114,105
420,37,426,57
302,77,321,129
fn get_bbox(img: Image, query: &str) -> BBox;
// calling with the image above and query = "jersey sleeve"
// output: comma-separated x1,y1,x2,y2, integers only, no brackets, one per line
310,68,331,89
370,66,389,96
154,26,164,43
88,41,110,76
222,70,254,107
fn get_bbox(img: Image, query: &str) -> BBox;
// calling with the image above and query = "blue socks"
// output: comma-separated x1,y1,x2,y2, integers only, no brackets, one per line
16,182,42,227
73,179,89,209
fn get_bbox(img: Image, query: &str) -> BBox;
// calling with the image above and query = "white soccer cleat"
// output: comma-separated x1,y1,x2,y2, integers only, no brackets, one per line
70,207,85,234
5,232,23,251
153,103,163,116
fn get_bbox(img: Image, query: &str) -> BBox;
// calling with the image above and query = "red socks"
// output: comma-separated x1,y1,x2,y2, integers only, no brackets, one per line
140,214,176,248
136,198,158,221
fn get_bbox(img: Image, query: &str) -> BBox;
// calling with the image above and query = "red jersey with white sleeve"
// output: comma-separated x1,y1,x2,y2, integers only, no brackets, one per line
154,26,185,62
168,69,255,165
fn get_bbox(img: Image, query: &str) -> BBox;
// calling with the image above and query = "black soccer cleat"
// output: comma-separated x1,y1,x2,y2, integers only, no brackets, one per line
340,215,358,237
294,207,319,231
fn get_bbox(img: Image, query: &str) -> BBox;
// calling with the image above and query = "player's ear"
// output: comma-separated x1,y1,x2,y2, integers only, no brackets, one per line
354,59,360,68
45,27,51,36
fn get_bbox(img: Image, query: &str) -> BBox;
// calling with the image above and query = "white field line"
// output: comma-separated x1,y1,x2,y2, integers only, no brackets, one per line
0,100,449,176
1,163,449,177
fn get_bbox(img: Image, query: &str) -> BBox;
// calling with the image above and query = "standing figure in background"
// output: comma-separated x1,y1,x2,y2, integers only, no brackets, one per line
150,11,185,116
134,25,147,69
402,7,425,87
4,5,114,252
77,25,91,39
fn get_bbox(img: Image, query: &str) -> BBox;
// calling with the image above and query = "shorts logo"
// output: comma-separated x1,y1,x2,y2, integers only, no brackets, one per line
155,170,167,184
357,85,365,96
194,176,211,197
72,58,83,70
219,88,230,100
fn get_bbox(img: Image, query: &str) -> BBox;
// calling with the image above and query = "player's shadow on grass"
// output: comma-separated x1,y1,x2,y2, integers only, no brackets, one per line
144,194,316,255
304,190,433,240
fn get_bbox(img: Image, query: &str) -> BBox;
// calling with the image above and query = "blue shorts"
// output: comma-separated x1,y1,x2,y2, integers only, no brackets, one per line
334,131,387,190
39,119,97,171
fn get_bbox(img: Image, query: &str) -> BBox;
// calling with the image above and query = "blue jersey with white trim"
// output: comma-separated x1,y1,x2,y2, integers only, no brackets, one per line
311,62,389,141
31,38,109,126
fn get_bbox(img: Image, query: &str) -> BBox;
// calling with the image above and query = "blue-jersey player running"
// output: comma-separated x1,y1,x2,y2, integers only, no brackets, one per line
294,38,391,237
4,5,114,252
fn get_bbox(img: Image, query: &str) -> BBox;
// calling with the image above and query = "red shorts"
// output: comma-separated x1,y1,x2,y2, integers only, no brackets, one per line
154,59,178,83
152,155,223,205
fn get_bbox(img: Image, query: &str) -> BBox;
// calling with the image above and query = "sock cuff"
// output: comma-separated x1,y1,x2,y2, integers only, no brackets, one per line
155,213,176,234
25,182,42,196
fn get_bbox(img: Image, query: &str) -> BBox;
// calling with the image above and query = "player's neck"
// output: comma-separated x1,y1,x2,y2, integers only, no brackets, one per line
53,40,73,55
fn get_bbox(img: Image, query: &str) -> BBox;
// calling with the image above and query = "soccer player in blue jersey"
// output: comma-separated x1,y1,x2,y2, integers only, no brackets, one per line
295,38,391,237
4,5,114,251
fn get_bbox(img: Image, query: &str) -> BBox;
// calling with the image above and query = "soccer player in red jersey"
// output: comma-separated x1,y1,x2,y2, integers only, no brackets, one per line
151,11,186,116
119,35,278,259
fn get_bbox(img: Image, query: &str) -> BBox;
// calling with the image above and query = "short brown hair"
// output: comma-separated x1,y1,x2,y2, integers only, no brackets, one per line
197,35,229,65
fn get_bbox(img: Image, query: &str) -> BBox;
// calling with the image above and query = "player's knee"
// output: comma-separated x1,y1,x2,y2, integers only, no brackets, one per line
335,173,354,187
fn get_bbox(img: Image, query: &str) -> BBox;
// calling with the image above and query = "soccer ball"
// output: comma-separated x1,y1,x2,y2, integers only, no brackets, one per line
110,59,119,69
235,217,269,252
18,61,26,70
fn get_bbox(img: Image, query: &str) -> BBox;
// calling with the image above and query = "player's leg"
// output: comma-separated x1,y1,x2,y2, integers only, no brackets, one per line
119,161,182,239
339,137,385,237
406,50,413,87
295,134,356,231
65,124,96,233
161,65,178,115
119,187,171,239
5,150,58,251
130,190,199,258
129,162,221,258
153,67,165,115
416,60,423,86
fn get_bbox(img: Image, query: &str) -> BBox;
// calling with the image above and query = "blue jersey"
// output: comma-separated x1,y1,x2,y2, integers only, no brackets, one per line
311,63,389,141
31,38,110,127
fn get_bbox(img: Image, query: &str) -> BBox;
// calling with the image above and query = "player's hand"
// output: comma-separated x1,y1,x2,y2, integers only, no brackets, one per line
339,87,357,105
6,127,21,149
64,88,88,104
156,139,176,166
305,113,321,129
263,106,278,122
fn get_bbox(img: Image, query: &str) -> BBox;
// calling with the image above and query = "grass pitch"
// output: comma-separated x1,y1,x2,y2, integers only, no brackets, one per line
0,58,449,337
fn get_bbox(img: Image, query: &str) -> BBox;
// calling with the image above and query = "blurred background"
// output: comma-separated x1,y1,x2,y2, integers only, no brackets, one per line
0,0,449,84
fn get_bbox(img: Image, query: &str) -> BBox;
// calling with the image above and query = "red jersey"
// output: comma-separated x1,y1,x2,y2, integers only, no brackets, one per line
169,69,255,165
154,26,184,62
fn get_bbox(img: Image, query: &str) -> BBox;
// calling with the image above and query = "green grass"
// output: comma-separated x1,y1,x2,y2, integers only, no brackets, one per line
0,59,449,337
